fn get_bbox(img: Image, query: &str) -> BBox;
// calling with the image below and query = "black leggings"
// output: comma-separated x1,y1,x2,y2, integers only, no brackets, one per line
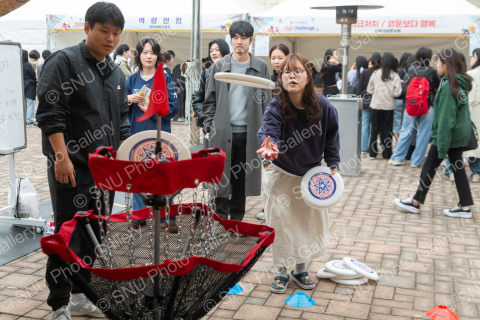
369,109,394,159
414,144,474,206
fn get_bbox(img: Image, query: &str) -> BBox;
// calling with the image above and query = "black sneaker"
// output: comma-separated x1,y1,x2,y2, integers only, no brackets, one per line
443,205,472,218
394,197,420,214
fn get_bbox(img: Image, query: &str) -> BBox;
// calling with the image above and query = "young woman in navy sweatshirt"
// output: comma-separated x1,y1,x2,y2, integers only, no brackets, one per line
257,53,340,294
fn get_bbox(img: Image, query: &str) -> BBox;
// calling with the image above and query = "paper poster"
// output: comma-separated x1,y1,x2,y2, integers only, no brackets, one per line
254,36,270,56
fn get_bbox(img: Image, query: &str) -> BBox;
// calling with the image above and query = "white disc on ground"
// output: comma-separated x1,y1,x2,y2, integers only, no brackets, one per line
214,72,275,89
316,268,338,279
116,130,191,162
333,274,364,280
331,277,369,285
325,260,359,277
343,257,379,281
301,166,344,209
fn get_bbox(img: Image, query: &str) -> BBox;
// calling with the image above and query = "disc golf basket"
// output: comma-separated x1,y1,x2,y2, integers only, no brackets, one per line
40,145,275,319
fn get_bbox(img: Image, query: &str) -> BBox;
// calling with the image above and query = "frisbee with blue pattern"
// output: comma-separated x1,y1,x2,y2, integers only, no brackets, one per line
343,257,379,281
301,166,344,209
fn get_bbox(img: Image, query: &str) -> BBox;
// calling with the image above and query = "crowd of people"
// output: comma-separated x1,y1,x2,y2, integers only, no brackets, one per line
21,1,480,319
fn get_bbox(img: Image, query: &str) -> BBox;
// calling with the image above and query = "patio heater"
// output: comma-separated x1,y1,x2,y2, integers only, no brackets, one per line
310,1,383,176
311,0,383,97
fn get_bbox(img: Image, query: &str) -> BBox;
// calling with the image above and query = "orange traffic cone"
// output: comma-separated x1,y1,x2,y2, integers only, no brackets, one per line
426,305,459,320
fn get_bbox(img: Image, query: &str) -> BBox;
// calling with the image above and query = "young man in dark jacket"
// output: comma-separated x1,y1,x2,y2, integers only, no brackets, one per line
203,21,272,224
36,3,130,319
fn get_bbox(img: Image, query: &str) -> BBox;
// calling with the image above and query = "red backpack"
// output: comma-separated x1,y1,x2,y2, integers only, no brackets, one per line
406,76,430,116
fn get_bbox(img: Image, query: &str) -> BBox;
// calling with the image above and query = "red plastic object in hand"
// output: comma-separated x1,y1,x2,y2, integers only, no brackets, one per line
88,146,226,194
426,305,459,320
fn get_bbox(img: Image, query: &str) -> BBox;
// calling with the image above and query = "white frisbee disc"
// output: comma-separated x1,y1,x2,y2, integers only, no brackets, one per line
301,166,344,209
331,277,369,285
316,268,338,279
214,72,275,89
116,130,191,162
325,260,359,277
343,257,379,281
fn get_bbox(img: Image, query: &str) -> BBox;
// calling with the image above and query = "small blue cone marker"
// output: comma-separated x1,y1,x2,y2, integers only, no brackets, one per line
285,292,316,308
227,284,243,295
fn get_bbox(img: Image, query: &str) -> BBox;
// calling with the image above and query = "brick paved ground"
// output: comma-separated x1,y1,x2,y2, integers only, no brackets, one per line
0,122,479,319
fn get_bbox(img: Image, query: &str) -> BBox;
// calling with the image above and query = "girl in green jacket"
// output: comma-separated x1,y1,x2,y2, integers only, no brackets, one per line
394,48,474,218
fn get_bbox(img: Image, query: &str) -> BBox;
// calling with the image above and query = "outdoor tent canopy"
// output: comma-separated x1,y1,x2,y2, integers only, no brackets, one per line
0,0,263,62
252,0,480,68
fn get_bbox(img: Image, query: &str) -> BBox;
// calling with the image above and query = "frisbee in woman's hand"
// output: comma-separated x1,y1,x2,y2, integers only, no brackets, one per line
301,166,344,209
116,130,191,162
214,72,275,89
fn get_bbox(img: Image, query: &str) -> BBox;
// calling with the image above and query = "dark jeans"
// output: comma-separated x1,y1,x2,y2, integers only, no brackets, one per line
323,86,339,97
215,132,247,221
46,162,114,311
369,109,394,159
414,144,474,206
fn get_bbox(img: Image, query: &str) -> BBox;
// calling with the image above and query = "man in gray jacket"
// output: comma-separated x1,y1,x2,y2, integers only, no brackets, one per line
203,20,272,222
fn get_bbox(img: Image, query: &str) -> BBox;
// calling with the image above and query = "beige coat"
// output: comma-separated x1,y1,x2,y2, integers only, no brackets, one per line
464,68,480,158
367,70,402,110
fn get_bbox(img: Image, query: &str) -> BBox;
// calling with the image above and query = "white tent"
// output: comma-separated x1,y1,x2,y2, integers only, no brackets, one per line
0,0,264,62
251,0,480,68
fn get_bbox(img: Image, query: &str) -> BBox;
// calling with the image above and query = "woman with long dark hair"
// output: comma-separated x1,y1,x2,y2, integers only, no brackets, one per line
257,53,339,294
395,48,474,218
347,55,368,94
357,52,381,153
319,49,341,96
269,44,290,83
125,38,178,227
367,52,402,159
192,39,230,127
393,52,412,140
389,47,440,167
114,44,131,79
22,50,37,127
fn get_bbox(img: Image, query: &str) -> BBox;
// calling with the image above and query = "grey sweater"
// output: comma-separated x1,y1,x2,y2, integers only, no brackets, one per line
229,58,250,133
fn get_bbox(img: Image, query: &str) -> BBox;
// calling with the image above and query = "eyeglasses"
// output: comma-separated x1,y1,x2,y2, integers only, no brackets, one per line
282,69,306,77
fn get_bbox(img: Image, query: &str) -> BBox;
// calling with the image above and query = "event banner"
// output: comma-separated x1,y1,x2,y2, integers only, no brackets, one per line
47,14,245,32
252,15,480,36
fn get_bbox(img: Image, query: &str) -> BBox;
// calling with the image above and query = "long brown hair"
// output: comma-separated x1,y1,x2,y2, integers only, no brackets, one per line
276,53,321,126
438,48,472,97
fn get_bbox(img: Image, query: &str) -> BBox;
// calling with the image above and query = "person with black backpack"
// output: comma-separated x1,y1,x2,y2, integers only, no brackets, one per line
389,47,440,168
394,48,474,218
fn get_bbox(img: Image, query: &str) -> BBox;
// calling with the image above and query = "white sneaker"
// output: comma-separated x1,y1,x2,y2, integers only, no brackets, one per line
369,157,376,160
443,205,472,219
52,306,72,320
388,159,403,166
472,174,480,183
410,164,420,168
449,174,455,182
394,197,420,214
69,298,106,318
256,210,265,220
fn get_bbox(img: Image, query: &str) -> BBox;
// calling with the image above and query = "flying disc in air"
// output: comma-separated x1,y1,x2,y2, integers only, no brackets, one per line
343,257,379,281
214,72,275,89
325,260,358,277
116,130,191,162
301,166,344,209
331,277,369,285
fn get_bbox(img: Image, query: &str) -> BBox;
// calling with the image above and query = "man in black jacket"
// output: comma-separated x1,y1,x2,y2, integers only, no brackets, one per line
36,3,129,319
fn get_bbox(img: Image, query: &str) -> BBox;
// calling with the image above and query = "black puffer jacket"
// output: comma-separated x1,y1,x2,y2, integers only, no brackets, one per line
192,68,210,127
36,41,130,166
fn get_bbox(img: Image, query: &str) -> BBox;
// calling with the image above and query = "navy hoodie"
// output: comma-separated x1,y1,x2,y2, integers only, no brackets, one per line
257,93,340,176
126,71,178,134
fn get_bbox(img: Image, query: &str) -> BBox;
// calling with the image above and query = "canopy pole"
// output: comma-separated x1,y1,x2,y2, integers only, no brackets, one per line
340,23,351,97
46,15,51,51
191,0,202,77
